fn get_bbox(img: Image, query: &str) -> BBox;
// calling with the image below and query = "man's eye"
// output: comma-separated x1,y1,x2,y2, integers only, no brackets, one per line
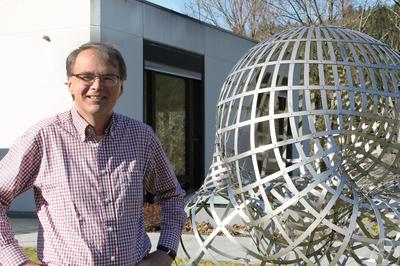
80,75,95,81
103,76,115,81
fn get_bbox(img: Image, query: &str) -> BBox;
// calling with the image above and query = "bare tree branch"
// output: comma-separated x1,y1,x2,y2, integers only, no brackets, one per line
311,0,324,24
328,0,334,21
386,5,400,32
266,0,307,25
358,0,377,31
184,0,400,50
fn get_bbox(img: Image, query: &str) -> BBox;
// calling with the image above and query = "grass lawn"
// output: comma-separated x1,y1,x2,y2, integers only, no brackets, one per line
23,248,258,265
23,247,40,264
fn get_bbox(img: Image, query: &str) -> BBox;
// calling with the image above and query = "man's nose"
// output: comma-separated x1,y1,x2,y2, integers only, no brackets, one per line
90,77,102,88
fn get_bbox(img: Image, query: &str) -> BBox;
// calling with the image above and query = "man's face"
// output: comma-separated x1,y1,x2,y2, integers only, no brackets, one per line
67,49,123,124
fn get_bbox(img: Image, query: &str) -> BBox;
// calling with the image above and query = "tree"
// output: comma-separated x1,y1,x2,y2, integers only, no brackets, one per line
266,0,381,29
185,0,274,40
185,0,400,52
266,0,327,25
382,1,400,51
375,3,400,52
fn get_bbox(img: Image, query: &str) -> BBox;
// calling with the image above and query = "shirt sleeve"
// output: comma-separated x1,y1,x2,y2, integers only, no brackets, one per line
0,127,42,265
143,130,186,253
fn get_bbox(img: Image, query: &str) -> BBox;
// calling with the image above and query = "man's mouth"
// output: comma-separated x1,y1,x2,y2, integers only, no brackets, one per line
87,95,104,100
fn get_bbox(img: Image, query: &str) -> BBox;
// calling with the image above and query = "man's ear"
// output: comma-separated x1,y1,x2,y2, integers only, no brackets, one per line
119,83,124,97
67,78,75,100
67,78,73,93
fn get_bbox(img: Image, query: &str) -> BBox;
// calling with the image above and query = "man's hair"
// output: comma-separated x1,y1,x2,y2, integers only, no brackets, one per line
66,42,127,81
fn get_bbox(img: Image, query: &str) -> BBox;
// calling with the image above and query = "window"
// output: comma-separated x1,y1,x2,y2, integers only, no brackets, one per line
144,41,204,191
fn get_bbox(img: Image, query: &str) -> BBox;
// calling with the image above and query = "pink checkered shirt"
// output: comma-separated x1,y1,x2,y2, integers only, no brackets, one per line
0,106,186,265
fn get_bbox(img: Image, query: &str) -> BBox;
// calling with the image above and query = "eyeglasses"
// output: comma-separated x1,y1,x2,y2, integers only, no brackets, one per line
70,73,121,86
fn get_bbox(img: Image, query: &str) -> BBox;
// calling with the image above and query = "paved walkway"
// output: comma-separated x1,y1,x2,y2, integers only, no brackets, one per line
10,215,377,265
9,215,260,264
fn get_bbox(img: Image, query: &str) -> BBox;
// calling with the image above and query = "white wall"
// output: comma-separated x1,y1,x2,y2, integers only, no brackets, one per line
0,0,93,148
99,0,144,118
0,0,94,211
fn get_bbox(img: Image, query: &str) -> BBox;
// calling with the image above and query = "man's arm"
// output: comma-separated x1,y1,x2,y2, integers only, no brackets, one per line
0,128,42,265
143,130,187,258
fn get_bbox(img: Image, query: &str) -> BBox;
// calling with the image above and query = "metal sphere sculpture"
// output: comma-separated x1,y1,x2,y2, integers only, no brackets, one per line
183,25,400,265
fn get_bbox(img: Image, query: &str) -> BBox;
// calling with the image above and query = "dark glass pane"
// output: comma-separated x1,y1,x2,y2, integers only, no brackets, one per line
154,73,186,176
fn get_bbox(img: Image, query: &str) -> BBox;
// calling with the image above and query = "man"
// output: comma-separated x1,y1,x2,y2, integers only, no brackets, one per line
0,42,186,265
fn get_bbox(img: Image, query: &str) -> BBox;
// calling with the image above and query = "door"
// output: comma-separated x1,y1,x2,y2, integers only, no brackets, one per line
145,70,204,191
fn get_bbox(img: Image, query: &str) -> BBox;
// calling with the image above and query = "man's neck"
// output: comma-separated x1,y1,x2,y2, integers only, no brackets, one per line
76,110,112,136
90,117,111,136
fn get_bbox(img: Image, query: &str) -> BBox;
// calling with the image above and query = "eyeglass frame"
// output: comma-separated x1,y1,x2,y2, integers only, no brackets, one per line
69,73,121,86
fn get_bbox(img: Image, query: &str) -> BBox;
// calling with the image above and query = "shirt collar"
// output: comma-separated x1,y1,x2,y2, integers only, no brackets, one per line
71,105,117,141
104,115,116,138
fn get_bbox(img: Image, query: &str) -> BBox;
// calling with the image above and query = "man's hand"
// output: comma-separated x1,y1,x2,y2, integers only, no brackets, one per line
136,250,173,266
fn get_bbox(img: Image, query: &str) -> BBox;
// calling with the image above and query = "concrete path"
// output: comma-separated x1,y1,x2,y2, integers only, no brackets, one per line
9,216,261,264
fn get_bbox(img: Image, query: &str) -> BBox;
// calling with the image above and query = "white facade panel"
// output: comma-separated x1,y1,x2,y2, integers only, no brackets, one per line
204,26,253,62
100,28,144,119
0,28,92,148
203,57,238,166
0,0,91,34
0,0,93,211
0,0,93,149
142,3,205,54
100,0,143,38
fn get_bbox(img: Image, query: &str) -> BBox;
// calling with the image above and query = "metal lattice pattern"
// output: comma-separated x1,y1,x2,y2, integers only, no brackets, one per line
183,26,400,265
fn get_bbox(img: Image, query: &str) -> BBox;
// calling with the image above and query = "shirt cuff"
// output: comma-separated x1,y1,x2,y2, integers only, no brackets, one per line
157,227,182,253
0,242,29,266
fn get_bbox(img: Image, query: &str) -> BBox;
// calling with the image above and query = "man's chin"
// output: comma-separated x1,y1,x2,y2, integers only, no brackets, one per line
77,107,110,117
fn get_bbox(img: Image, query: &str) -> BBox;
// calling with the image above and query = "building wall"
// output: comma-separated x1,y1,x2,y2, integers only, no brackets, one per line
0,0,94,148
0,0,98,211
0,0,255,212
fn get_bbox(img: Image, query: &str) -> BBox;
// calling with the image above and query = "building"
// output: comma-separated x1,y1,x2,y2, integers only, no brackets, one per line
0,0,256,212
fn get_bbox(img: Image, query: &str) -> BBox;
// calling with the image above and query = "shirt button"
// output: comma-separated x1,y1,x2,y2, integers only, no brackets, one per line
110,256,115,261
108,226,113,232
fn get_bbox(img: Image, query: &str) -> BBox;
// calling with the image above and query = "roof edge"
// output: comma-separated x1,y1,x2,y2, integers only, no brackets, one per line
135,0,257,44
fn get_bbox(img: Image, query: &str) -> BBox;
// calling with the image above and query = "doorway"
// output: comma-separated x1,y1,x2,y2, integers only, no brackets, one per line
145,70,204,191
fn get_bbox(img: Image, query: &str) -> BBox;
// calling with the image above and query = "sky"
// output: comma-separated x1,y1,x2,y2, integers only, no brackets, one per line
146,0,187,14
